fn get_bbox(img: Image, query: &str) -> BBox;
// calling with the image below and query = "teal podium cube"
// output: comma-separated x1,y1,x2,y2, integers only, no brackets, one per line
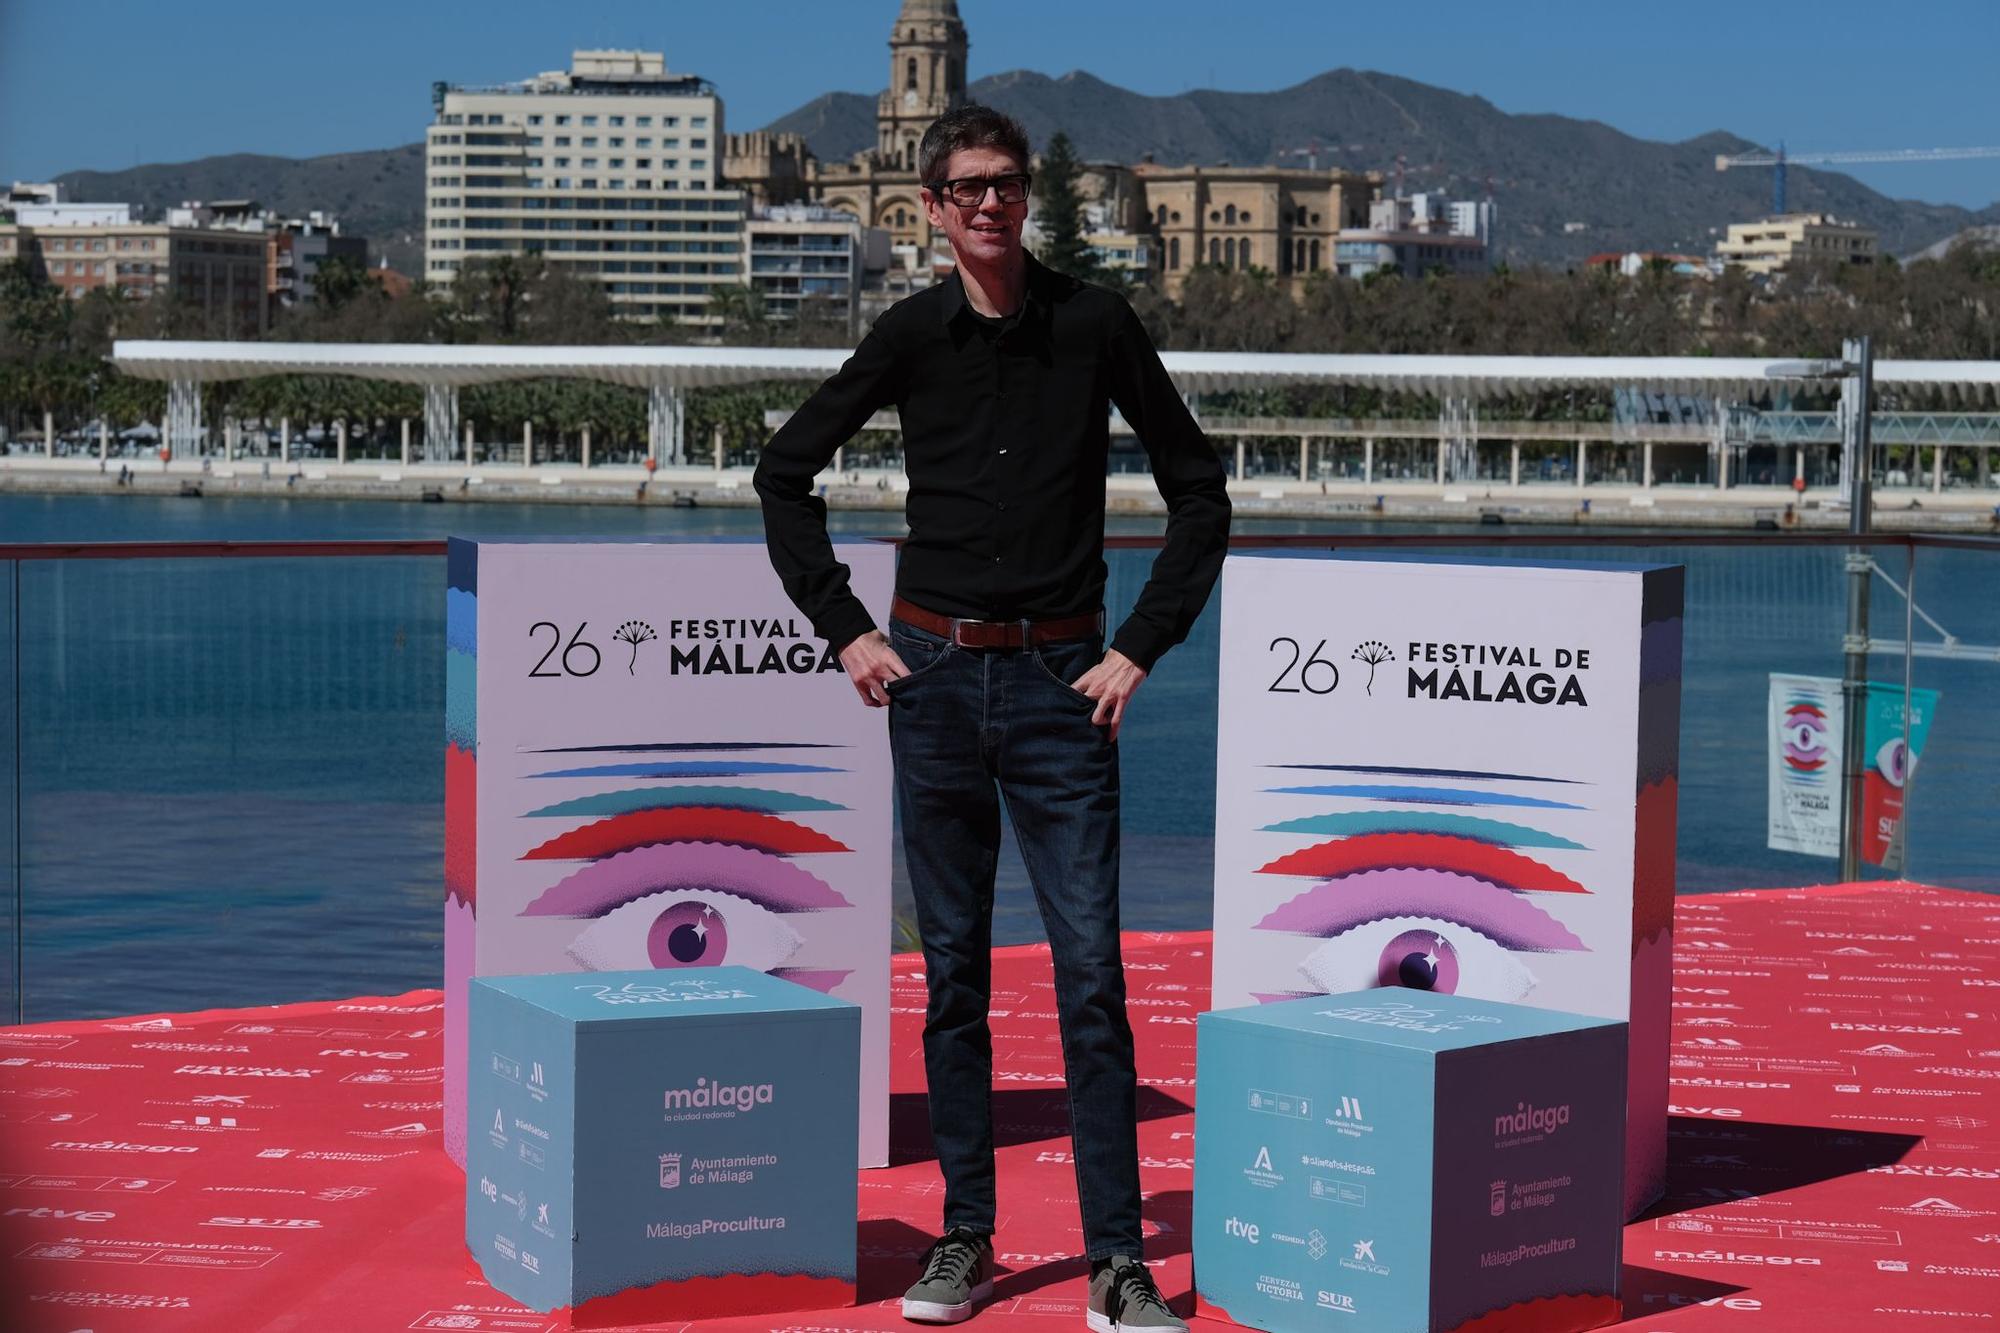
465,966,859,1327
1194,990,1625,1333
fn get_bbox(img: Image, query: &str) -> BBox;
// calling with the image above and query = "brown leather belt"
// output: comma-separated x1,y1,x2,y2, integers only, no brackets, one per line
890,595,1103,649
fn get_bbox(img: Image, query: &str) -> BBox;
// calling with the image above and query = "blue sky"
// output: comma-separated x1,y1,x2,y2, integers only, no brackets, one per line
2,0,1995,208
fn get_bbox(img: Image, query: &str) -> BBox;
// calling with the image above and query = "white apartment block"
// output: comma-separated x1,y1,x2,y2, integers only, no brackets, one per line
745,205,886,333
1715,213,1878,276
425,49,745,322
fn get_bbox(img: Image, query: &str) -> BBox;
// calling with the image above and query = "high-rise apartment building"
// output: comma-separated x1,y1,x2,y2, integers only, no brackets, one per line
746,205,885,332
425,49,744,321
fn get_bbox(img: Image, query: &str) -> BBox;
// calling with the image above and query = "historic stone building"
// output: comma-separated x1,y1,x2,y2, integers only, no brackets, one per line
725,0,965,256
1131,163,1379,299
724,0,1388,295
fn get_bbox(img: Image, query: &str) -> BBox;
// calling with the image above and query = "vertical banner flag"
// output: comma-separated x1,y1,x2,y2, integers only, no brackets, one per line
446,540,894,1169
1767,673,1938,867
1211,554,1682,1218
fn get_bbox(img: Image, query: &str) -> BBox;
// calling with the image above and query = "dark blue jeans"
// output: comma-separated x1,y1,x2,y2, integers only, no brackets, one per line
886,616,1142,1261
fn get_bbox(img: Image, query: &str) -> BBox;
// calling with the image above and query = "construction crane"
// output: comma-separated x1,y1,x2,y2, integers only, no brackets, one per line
1716,142,2000,215
1276,138,1330,171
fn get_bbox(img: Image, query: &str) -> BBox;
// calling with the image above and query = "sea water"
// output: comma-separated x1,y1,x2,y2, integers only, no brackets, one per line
3,493,1992,1019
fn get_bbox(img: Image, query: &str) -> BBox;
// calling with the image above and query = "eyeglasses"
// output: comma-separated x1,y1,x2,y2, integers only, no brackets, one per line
927,173,1033,208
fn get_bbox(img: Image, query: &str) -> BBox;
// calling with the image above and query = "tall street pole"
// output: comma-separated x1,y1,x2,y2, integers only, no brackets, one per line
1837,336,1874,883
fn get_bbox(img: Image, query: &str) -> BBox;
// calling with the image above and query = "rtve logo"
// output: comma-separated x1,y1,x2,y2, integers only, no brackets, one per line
1224,1216,1261,1245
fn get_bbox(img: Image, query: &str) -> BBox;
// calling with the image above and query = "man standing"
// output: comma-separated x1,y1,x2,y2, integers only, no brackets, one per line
755,105,1228,1331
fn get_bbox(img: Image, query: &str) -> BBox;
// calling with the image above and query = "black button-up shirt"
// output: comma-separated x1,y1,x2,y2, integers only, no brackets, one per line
753,254,1231,671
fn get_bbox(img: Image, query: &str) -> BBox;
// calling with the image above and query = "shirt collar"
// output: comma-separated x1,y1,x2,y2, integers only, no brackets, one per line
941,251,1052,330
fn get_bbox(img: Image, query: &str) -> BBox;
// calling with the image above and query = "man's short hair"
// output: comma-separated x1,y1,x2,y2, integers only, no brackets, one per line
918,105,1032,187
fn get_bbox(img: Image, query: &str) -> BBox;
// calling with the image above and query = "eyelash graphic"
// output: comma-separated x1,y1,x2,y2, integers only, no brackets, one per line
1253,765,1593,1004
1256,832,1585,894
525,786,848,819
521,808,851,860
519,745,857,991
1264,783,1584,811
1259,811,1585,851
523,841,851,917
527,760,843,780
1256,868,1586,952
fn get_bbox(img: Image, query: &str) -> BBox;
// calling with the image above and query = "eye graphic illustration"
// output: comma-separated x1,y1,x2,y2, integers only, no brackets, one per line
1874,737,1910,788
1257,868,1586,952
1781,702,1831,773
525,785,848,819
1256,864,1581,1003
521,808,850,860
520,742,858,993
565,888,804,972
528,760,843,780
1260,810,1585,851
1252,765,1592,1005
1295,915,1538,1001
1266,783,1583,812
523,841,851,917
1257,832,1585,894
522,841,851,988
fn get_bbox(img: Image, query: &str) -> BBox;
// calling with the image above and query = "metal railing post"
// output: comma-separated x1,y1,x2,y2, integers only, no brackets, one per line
1838,336,1875,882
9,558,20,1024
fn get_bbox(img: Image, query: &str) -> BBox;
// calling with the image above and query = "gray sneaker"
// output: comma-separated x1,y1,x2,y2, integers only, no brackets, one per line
1087,1255,1185,1332
902,1227,994,1324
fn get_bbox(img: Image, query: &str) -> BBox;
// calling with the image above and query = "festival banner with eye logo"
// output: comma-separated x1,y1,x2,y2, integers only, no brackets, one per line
444,539,894,1170
1766,673,1939,867
1210,554,1682,1217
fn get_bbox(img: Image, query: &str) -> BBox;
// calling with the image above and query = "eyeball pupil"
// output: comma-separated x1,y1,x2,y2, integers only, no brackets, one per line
1376,927,1460,995
1397,952,1439,989
667,923,708,964
645,901,729,970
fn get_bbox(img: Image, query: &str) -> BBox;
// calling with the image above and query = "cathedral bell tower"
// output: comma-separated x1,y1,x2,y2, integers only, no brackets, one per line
877,0,968,173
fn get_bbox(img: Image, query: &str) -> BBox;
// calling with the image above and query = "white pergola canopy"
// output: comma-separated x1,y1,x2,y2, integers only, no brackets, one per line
110,340,2000,404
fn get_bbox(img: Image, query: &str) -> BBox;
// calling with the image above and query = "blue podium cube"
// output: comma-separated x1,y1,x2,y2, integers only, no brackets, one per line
1195,990,1625,1333
465,966,859,1327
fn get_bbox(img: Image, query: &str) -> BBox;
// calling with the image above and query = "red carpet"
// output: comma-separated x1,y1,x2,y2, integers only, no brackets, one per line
3,881,1998,1331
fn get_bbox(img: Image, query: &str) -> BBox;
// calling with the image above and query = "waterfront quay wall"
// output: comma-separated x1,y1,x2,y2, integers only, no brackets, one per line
4,456,1997,531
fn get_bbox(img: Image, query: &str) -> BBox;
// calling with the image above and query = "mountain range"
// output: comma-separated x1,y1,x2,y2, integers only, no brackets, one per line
49,67,1999,276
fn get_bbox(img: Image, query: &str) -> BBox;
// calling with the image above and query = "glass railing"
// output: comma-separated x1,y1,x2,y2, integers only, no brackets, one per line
3,531,1995,1022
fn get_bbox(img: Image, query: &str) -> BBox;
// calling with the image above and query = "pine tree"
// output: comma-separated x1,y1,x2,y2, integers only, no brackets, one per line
1034,131,1101,283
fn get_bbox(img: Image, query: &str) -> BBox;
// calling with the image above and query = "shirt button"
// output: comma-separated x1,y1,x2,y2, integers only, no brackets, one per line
997,501,1008,511
992,556,1002,564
